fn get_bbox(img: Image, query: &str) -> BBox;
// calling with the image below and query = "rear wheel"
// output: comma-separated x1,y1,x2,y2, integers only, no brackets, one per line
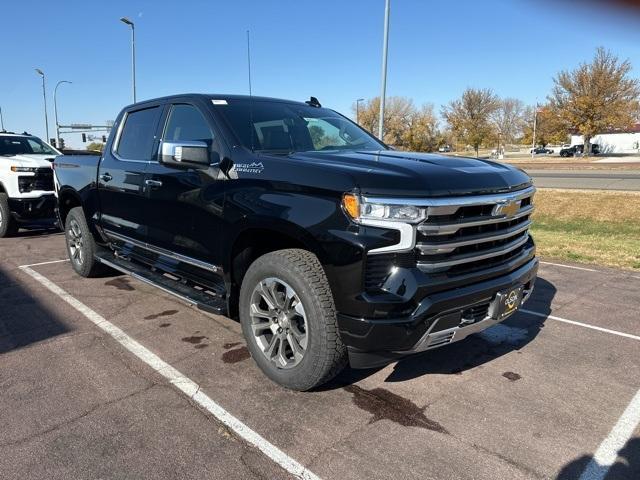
65,207,105,277
239,249,347,391
0,193,18,238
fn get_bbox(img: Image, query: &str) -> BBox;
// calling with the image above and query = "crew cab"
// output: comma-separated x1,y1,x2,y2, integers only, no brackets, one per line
53,94,538,391
0,131,58,237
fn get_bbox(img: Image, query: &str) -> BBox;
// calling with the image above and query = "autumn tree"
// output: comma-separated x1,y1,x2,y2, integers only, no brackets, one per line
491,98,526,149
352,97,440,151
548,47,640,155
442,88,500,156
86,142,104,153
521,104,567,147
402,104,439,151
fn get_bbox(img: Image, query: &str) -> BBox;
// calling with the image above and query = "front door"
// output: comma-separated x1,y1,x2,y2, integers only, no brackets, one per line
143,102,226,269
98,104,163,243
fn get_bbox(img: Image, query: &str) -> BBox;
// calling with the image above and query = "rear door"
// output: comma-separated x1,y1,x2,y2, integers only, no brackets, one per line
98,104,163,243
143,100,227,267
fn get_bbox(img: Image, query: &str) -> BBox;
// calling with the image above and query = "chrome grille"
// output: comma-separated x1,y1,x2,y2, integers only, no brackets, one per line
415,186,535,273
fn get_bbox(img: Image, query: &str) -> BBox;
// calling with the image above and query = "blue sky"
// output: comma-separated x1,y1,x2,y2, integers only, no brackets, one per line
2,0,640,147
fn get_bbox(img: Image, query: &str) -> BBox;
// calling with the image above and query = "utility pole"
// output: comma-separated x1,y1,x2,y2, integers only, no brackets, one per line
120,17,136,103
0,106,4,131
54,80,72,146
378,0,390,141
356,98,364,124
35,69,49,141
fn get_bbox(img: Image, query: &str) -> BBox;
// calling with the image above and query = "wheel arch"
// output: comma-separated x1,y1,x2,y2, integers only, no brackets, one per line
57,187,83,226
225,223,327,319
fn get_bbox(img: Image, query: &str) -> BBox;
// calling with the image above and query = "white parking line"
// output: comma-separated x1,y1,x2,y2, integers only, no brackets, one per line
21,258,70,268
18,265,322,480
539,261,598,272
578,388,640,480
520,309,640,342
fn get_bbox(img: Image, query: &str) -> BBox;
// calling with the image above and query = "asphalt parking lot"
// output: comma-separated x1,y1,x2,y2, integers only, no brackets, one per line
1,231,639,480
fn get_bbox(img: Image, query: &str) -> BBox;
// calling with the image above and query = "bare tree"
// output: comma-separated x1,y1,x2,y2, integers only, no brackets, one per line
442,88,500,156
548,47,640,155
491,98,526,150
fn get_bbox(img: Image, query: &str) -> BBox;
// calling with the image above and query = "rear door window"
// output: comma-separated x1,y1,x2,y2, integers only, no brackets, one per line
116,107,161,161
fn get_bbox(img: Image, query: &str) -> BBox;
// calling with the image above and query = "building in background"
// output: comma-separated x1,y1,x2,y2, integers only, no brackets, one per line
571,123,640,154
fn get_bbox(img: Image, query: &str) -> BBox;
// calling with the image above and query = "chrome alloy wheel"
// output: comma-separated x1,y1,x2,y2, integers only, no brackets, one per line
67,218,84,266
249,277,308,369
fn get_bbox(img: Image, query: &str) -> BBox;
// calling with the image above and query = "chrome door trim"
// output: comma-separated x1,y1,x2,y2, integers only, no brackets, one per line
103,229,222,274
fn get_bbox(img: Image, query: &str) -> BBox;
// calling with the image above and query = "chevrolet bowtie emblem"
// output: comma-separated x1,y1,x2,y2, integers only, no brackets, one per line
492,199,521,218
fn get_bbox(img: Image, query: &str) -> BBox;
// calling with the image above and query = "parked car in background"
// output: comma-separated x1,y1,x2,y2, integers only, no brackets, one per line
559,143,600,157
0,131,58,237
438,145,451,153
530,147,554,155
53,93,538,391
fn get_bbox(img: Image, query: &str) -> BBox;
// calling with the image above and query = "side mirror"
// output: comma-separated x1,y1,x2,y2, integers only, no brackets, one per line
160,141,211,168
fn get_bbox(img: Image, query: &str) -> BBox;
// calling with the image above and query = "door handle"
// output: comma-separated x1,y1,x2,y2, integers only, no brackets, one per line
100,173,113,182
145,179,163,188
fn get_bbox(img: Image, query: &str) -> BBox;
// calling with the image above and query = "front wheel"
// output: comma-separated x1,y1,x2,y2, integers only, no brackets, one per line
0,194,18,238
239,249,347,391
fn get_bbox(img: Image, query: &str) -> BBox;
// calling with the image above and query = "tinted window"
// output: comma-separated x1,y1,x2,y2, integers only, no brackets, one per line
214,99,385,154
116,107,160,160
163,104,214,146
0,136,58,156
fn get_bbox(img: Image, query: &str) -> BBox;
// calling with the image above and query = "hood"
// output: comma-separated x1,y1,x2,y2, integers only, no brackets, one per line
283,150,531,197
5,154,56,168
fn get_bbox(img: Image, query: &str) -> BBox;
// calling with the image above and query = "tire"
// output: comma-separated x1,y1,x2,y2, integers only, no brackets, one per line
0,193,18,238
239,249,347,391
64,206,105,277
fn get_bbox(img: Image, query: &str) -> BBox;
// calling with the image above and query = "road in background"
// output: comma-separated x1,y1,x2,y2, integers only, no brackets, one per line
527,169,640,190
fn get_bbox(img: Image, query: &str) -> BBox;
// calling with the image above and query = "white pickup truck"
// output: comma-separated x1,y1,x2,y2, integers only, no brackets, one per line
0,131,59,237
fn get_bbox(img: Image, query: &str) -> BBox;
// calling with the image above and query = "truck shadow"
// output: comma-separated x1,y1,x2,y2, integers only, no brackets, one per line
555,436,640,479
0,264,70,354
325,276,556,388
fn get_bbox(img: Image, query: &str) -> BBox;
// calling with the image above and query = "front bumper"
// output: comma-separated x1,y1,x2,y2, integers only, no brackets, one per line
8,195,57,223
339,257,538,368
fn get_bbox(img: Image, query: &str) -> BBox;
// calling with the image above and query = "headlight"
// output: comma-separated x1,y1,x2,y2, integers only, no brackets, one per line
342,193,426,224
11,166,38,173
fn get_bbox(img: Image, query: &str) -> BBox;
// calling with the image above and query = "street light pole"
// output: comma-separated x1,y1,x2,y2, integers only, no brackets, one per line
356,98,365,124
0,106,4,131
54,80,72,146
35,69,49,141
120,17,136,103
531,102,538,159
378,0,391,141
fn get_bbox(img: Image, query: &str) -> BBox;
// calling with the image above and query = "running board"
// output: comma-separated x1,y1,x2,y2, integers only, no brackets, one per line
94,250,227,315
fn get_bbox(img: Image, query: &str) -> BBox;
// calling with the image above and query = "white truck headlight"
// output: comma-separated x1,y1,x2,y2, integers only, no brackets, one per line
11,166,38,173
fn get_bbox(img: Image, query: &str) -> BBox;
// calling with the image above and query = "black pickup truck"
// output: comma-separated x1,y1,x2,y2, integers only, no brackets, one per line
53,94,538,391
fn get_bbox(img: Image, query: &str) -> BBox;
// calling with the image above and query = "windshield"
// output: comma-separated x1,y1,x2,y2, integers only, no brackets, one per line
213,99,386,154
0,135,59,156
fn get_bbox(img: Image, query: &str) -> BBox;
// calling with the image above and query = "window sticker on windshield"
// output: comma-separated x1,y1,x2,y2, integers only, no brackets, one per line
211,99,228,105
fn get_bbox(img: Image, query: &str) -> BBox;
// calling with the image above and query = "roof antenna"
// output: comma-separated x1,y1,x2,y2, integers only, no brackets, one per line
247,29,255,152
